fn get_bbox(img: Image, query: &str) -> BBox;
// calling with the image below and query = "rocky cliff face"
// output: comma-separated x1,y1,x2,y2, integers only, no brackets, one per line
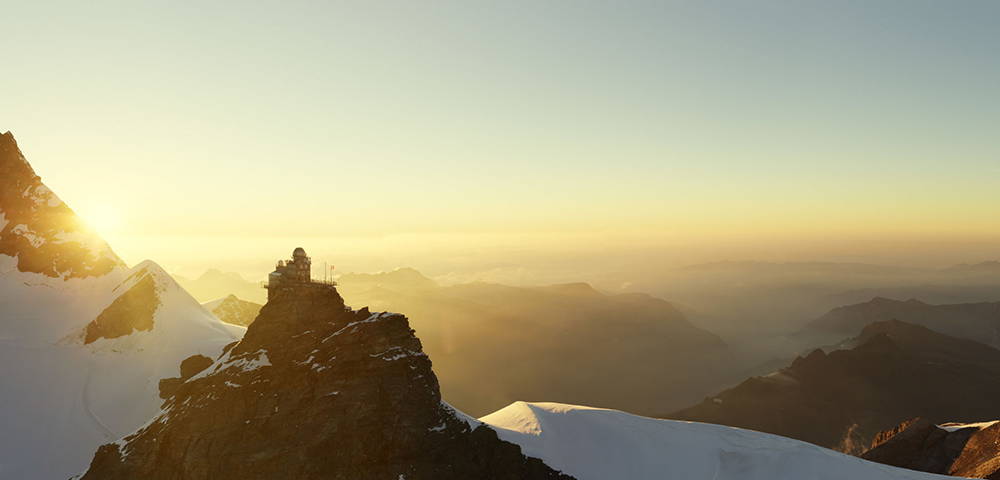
862,418,1000,478
0,131,123,278
81,283,572,479
671,320,1000,453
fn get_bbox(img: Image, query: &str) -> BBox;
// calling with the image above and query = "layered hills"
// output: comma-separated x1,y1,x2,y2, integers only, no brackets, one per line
806,296,1000,347
336,269,729,416
671,320,1000,454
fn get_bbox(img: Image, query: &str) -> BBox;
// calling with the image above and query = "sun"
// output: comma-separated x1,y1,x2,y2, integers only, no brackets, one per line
77,203,123,238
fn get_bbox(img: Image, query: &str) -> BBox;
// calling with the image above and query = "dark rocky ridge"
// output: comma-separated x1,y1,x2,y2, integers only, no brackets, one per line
861,418,1000,478
671,320,1000,454
82,283,572,479
0,131,123,278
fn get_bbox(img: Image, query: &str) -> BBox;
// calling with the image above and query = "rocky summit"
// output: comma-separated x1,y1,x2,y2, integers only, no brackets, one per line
81,282,572,479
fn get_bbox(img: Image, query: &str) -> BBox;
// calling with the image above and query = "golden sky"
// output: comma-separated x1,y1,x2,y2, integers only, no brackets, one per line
3,1,999,279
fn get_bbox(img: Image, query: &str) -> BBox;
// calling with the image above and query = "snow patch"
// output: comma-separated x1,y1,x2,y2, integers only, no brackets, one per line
370,345,425,362
323,311,397,342
938,420,1000,432
11,223,45,247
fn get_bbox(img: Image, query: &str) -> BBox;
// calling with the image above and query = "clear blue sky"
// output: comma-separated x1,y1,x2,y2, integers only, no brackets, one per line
3,1,998,272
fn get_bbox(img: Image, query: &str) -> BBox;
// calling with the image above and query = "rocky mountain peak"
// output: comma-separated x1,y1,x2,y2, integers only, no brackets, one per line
0,131,123,279
82,283,571,479
204,293,263,326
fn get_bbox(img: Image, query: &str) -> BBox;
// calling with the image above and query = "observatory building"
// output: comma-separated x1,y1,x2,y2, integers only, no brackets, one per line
266,247,333,300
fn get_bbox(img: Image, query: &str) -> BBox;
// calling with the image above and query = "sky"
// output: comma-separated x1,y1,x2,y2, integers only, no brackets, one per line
3,1,999,279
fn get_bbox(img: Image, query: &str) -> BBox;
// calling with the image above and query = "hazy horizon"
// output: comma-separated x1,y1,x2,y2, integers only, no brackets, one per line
4,0,1000,282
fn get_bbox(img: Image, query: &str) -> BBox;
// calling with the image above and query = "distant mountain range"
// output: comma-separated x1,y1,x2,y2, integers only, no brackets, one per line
806,296,1000,347
625,260,1000,342
671,320,1000,454
336,269,731,416
175,269,266,304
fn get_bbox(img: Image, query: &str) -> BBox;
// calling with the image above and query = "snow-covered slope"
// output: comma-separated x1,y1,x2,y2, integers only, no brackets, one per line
0,132,244,479
0,257,244,479
479,402,955,480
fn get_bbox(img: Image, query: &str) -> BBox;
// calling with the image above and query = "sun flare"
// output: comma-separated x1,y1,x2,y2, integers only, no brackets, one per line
77,203,123,238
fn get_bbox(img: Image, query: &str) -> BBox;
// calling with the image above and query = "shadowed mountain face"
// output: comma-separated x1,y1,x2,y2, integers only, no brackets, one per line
806,297,1000,347
0,131,123,278
81,284,572,480
862,418,1000,479
336,270,729,416
671,320,1000,454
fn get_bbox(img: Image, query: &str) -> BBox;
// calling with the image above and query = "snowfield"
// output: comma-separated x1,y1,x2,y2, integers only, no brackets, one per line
479,402,957,480
0,255,244,479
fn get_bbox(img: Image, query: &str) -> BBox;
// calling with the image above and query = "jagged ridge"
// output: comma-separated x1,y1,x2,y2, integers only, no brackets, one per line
82,284,571,479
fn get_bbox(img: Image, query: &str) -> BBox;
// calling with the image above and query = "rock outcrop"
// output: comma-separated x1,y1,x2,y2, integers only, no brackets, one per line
158,354,216,400
81,283,572,479
861,418,1000,478
671,320,1000,453
84,272,160,343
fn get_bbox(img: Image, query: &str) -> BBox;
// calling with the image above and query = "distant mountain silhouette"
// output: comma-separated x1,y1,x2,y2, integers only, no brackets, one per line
805,297,1000,347
202,294,262,326
175,269,265,303
671,320,1000,453
943,261,1000,274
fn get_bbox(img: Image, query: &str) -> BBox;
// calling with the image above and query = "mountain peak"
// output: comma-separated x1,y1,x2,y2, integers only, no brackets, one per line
0,132,123,279
82,283,570,479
